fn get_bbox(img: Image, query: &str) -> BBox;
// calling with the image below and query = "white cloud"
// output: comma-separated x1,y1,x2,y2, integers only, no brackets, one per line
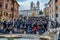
18,1,30,10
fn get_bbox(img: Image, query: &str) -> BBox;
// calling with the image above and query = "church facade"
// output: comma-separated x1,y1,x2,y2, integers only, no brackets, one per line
20,1,40,17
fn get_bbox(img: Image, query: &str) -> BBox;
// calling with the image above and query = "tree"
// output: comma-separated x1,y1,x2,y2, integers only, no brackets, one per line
39,10,43,15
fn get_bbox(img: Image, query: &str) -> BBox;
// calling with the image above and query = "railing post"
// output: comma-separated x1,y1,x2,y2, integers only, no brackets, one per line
10,31,12,36
24,31,26,34
36,31,39,35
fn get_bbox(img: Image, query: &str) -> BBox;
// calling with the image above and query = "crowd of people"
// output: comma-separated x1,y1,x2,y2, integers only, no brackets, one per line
0,16,49,35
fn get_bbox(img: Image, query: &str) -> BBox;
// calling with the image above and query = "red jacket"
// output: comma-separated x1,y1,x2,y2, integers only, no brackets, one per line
32,27,38,31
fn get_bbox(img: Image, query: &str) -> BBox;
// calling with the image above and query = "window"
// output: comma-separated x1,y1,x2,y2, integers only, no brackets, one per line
11,7,14,12
55,0,58,3
4,12,5,16
12,14,13,18
6,12,8,16
55,13,58,18
49,5,51,7
10,14,11,17
56,6,58,10
0,4,2,8
6,4,8,9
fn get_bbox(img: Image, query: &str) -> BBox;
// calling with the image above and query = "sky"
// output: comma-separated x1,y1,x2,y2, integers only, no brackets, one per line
17,0,50,10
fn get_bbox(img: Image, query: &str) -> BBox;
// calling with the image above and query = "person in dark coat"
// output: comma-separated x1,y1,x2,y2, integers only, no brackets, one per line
3,21,7,29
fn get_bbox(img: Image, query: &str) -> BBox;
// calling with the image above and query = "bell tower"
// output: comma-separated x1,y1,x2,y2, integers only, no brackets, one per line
37,1,40,9
31,1,34,10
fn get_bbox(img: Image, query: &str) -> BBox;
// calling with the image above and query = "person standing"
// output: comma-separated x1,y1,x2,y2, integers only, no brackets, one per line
55,19,58,28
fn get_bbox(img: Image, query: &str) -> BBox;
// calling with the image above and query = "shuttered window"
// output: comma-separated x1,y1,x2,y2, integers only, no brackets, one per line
0,4,2,8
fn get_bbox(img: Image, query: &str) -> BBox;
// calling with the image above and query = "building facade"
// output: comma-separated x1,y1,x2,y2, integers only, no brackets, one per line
20,1,40,17
48,0,55,21
14,1,19,19
0,0,19,21
44,7,49,17
48,0,60,23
